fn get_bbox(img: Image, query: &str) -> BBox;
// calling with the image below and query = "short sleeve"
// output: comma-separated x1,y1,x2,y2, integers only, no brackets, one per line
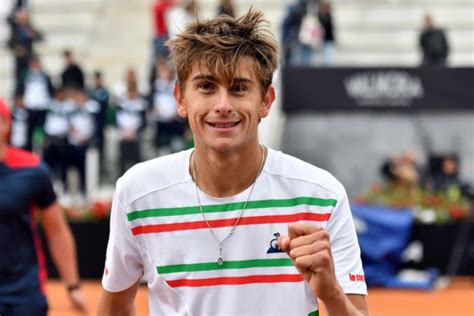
327,187,367,295
34,163,57,209
102,179,144,292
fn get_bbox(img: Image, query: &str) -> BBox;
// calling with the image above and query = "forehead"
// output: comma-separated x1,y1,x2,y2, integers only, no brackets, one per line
188,57,258,84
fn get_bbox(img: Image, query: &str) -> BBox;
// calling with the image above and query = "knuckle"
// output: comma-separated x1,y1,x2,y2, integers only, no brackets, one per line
294,256,306,268
289,249,296,259
321,241,331,252
319,230,330,240
320,253,332,266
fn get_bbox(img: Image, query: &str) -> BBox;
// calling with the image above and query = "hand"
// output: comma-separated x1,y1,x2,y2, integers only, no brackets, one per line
68,288,89,314
277,223,342,302
121,129,137,140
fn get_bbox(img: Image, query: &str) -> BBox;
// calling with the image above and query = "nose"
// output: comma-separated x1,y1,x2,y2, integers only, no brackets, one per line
214,89,233,114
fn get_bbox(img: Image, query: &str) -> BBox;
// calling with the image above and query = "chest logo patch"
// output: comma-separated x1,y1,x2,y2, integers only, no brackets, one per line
267,232,284,253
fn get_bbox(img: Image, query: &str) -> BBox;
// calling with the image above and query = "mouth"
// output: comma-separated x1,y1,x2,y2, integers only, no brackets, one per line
207,121,240,128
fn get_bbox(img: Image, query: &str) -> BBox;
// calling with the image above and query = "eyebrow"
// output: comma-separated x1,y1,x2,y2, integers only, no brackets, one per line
191,75,215,82
191,74,254,85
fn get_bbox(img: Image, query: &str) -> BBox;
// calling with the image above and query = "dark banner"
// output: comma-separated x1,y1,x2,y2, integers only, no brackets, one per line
282,67,474,112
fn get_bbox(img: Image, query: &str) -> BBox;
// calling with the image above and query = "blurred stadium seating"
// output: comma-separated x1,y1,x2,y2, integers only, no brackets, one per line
1,0,473,100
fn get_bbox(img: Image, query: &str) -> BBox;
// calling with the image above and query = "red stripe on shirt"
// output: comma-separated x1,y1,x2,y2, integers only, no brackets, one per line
166,274,304,288
29,204,48,294
131,212,331,235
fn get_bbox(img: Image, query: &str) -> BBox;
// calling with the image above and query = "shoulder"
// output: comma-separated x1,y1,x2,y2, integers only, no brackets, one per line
116,149,193,206
5,146,53,189
5,146,41,169
265,148,346,196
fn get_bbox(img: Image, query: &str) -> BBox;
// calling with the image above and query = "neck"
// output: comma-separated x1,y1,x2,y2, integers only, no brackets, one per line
0,143,7,163
192,144,266,198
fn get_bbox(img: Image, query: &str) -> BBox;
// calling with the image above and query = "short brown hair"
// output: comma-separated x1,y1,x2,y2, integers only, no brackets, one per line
166,9,278,96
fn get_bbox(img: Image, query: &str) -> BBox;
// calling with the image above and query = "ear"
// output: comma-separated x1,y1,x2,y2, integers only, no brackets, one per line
259,85,276,119
174,84,188,118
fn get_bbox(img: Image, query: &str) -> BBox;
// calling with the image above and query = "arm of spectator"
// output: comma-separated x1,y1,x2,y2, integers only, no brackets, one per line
41,202,88,313
139,106,148,133
442,30,449,57
46,75,54,97
30,26,44,42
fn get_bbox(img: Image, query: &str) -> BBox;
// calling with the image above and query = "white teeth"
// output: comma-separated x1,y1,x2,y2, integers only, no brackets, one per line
210,122,238,128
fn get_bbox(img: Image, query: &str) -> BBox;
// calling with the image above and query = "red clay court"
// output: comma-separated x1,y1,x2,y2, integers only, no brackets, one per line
46,277,474,316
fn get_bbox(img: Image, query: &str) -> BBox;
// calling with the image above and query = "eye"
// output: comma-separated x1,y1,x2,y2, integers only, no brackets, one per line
230,84,248,95
197,81,215,92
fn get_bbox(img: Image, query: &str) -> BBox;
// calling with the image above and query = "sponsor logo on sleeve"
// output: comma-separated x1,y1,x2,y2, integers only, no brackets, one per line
349,273,365,282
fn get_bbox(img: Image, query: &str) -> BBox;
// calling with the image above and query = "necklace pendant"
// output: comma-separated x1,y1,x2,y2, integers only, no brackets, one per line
217,256,224,265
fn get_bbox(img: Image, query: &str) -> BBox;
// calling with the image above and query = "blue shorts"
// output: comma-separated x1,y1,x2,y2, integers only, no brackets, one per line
0,294,47,316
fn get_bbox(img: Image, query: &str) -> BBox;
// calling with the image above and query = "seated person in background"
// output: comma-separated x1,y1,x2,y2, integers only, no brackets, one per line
378,150,421,207
427,154,460,191
425,154,473,200
381,150,420,186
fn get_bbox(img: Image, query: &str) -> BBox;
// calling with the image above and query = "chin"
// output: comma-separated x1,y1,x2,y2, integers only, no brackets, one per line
207,140,241,153
211,144,236,153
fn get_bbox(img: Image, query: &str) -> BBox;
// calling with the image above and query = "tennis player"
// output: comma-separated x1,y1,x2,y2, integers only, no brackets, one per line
98,10,368,316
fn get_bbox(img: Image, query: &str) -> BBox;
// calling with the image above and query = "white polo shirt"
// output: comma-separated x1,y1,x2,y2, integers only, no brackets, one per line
103,148,367,315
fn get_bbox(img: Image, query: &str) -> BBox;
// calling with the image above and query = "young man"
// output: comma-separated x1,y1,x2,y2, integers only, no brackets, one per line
0,98,88,315
98,10,369,315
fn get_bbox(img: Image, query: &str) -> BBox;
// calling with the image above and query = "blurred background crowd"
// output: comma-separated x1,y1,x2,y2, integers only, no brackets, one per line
0,0,473,288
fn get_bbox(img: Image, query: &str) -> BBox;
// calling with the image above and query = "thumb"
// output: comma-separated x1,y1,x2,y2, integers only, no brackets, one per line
276,235,291,252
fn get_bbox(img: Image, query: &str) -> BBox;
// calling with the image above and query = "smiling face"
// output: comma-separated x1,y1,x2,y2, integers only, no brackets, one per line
175,58,275,153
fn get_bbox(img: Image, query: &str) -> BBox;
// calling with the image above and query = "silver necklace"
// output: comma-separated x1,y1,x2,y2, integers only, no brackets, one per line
192,145,265,265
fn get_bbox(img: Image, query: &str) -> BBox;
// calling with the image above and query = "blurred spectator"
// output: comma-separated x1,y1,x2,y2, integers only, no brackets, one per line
166,0,197,40
7,8,43,90
282,0,321,66
217,0,235,17
361,150,472,220
115,81,148,176
152,0,176,59
16,55,54,151
281,0,306,65
114,68,148,99
60,50,85,90
88,71,110,179
378,150,421,207
424,154,472,197
318,1,335,66
12,0,29,10
150,59,185,156
0,98,88,315
9,92,28,150
419,13,449,66
381,150,420,187
66,89,99,204
43,87,75,194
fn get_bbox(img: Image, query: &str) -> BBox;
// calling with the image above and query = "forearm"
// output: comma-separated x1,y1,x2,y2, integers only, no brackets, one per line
97,298,136,316
321,286,368,316
97,283,139,316
47,224,80,286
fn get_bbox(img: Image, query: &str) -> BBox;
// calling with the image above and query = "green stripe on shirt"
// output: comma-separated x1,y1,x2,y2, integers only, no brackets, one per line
308,310,319,316
157,258,295,274
128,197,337,221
